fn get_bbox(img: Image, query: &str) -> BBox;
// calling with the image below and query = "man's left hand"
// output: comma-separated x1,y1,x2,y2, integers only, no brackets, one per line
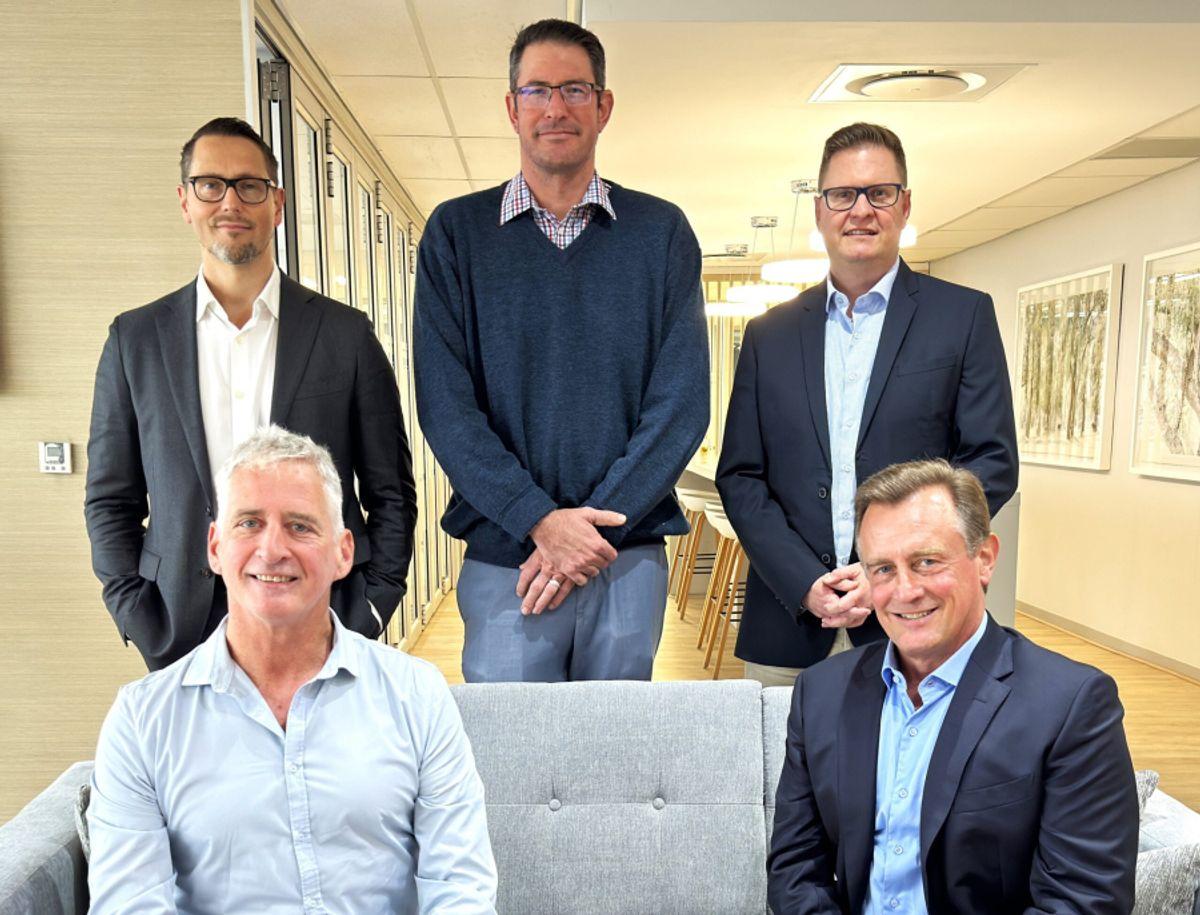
516,548,586,615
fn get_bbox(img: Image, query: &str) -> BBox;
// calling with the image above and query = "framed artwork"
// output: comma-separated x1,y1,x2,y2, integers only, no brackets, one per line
1014,264,1123,470
1131,241,1200,482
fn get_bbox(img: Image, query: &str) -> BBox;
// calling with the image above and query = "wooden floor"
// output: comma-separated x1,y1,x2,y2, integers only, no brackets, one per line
411,596,1200,810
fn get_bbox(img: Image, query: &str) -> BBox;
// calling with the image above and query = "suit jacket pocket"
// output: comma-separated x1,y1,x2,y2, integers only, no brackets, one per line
896,353,958,376
953,773,1035,813
138,547,162,581
292,379,352,402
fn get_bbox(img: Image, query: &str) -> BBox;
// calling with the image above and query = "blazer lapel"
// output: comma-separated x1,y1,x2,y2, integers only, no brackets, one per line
797,287,832,468
919,617,1014,864
858,259,918,448
156,284,215,508
838,644,887,913
271,276,323,424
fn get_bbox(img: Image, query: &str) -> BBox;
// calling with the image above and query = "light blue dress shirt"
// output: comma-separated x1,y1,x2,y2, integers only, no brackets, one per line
824,259,900,567
87,612,497,914
864,613,990,914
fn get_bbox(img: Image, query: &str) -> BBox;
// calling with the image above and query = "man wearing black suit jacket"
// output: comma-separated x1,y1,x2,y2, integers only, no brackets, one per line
717,123,1017,685
85,118,416,670
768,460,1137,913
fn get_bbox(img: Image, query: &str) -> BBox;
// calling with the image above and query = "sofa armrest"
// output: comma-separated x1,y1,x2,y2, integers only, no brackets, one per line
0,762,93,915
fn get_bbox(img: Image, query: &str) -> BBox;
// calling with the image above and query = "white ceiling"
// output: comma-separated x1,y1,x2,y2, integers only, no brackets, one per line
274,0,1200,264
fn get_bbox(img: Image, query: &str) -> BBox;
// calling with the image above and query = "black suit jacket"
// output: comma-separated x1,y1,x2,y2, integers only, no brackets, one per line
716,260,1018,667
768,618,1139,914
85,275,417,669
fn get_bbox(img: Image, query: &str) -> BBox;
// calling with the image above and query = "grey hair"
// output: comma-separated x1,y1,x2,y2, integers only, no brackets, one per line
854,459,990,554
215,425,344,532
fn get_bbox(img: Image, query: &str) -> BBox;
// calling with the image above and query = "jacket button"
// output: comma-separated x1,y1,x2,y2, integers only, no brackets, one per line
817,486,828,499
201,568,213,579
820,553,832,565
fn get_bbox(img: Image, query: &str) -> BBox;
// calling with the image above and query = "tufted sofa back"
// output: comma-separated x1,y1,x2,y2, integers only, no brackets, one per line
452,680,792,915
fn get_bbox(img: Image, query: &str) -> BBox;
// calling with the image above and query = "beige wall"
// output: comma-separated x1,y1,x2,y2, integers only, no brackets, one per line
0,1,246,822
931,160,1200,674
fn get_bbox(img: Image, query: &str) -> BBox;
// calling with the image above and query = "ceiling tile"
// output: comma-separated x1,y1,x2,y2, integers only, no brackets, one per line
943,207,1071,231
441,78,512,136
1055,157,1195,178
376,137,466,180
336,77,449,135
400,178,475,217
410,0,561,78
990,175,1145,207
279,0,428,76
918,228,1010,248
460,137,520,180
1139,105,1200,138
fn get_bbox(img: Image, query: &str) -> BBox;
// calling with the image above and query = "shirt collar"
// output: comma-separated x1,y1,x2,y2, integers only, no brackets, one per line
182,607,360,691
881,611,990,692
195,264,282,324
825,257,900,319
499,171,616,225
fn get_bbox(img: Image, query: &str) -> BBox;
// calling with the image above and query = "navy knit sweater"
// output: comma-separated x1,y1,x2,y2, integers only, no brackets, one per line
413,182,710,568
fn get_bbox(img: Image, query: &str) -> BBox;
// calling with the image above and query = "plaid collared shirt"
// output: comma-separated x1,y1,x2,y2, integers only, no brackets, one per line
499,171,615,249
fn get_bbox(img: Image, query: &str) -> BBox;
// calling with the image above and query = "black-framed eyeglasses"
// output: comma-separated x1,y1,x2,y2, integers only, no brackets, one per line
188,175,276,204
819,183,905,212
514,81,602,108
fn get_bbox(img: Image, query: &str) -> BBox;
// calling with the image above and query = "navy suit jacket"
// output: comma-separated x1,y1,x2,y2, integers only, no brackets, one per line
768,618,1139,914
85,275,417,669
716,260,1018,667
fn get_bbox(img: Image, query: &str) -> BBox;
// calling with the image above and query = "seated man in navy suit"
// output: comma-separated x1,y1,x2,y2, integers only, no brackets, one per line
768,459,1137,914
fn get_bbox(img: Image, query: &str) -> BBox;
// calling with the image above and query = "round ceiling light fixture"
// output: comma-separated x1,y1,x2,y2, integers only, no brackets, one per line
846,69,986,101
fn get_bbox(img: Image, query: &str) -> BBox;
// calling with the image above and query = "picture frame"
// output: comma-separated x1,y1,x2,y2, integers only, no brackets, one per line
1130,241,1200,482
1014,263,1123,470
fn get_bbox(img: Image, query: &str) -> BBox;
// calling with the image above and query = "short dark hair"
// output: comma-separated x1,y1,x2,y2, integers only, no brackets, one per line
180,117,278,185
818,122,907,187
508,19,606,92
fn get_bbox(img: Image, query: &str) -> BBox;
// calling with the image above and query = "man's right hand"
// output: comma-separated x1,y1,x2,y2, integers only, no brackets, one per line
803,563,872,629
529,507,625,584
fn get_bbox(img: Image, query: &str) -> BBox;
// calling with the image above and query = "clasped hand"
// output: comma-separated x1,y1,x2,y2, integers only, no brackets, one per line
804,562,872,628
515,507,626,615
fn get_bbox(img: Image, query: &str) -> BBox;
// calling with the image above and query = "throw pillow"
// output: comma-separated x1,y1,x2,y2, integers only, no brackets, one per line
1133,843,1200,915
74,782,91,862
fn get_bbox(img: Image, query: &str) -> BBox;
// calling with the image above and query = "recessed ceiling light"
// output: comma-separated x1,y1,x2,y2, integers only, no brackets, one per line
855,71,971,100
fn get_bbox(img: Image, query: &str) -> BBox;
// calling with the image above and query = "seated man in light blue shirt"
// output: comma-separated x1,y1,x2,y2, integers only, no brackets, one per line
768,459,1137,913
87,425,497,914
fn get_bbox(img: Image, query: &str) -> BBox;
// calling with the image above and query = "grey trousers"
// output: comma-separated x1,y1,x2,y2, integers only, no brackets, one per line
743,628,855,687
456,544,669,683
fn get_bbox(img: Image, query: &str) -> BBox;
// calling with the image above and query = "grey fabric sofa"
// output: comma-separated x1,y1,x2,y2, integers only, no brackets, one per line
2,680,1198,914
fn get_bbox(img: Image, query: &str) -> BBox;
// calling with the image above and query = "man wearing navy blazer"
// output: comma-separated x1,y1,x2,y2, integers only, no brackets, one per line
768,460,1137,913
717,123,1017,685
85,118,416,670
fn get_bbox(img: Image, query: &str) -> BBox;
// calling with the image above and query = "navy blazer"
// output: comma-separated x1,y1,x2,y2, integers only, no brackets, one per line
716,260,1018,667
85,275,417,669
768,618,1139,914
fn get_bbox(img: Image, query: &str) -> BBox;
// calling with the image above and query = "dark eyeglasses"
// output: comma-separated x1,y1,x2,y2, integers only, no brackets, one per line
188,176,276,204
514,81,602,108
819,183,905,212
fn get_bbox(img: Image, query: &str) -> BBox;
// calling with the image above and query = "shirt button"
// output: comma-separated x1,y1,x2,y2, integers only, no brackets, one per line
848,372,858,381
233,389,244,399
841,510,851,519
843,419,853,429
842,465,852,473
235,337,244,345
890,899,900,909
289,763,299,774
908,727,918,737
894,844,903,855
898,788,909,798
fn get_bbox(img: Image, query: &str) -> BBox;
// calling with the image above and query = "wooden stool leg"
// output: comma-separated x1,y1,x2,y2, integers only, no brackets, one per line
704,541,735,668
677,513,707,620
712,547,747,679
666,508,694,601
698,537,731,652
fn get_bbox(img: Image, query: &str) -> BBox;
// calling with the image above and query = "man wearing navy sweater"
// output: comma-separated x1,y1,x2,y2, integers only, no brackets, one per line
413,19,709,682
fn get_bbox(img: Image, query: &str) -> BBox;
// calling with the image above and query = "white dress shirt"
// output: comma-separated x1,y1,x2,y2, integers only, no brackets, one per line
87,612,498,914
195,266,280,485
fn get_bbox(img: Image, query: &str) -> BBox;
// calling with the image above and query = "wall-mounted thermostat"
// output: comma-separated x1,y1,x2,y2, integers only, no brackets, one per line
39,441,72,474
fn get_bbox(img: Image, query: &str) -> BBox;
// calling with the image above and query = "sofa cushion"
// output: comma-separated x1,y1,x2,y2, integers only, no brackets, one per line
452,680,768,915
1139,771,1162,814
1133,843,1200,915
761,686,792,844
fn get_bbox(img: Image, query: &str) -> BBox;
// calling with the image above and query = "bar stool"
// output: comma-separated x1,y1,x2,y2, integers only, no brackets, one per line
696,502,747,678
671,487,717,620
